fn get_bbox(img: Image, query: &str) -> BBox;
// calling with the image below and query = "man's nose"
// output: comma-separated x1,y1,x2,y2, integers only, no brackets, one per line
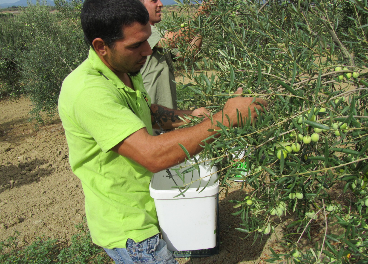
157,0,163,7
142,40,153,57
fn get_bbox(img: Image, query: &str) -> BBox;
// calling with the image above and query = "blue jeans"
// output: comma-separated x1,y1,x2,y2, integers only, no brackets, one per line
104,234,178,264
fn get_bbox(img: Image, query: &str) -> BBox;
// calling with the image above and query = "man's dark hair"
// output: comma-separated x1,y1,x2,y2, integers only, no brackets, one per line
81,0,149,48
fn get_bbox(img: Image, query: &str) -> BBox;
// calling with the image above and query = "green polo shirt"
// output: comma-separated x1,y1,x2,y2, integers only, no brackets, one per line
58,48,159,249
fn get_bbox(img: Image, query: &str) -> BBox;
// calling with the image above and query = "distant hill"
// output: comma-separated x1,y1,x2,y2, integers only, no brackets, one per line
0,0,54,9
0,0,182,9
162,0,178,5
162,0,202,5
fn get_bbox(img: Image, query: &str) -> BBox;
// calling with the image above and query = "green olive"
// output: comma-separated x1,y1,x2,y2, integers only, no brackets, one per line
295,192,303,199
279,201,287,209
302,136,311,144
326,205,335,212
277,150,287,159
264,224,271,235
276,207,284,216
306,211,317,219
285,146,293,153
291,143,301,152
311,133,319,142
293,250,301,258
332,123,339,130
309,115,316,121
339,122,347,130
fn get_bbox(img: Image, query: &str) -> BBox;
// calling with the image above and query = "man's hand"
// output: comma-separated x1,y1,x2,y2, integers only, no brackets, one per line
219,88,267,127
196,0,216,17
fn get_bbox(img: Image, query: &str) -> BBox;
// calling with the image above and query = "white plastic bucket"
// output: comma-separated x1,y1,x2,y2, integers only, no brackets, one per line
149,156,219,251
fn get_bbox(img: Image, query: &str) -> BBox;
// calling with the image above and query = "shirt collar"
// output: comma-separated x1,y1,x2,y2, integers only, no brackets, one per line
88,47,128,90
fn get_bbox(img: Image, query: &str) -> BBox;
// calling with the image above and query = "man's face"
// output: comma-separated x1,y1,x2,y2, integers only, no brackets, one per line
104,22,152,76
142,0,163,25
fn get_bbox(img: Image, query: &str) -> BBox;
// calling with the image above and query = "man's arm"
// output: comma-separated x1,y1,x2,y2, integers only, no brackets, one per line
156,0,215,54
112,89,267,173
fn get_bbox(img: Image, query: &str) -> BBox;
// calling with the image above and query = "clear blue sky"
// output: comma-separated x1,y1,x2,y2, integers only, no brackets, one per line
0,0,18,4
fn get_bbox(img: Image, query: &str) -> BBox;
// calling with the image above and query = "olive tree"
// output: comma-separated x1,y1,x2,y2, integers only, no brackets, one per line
166,0,368,262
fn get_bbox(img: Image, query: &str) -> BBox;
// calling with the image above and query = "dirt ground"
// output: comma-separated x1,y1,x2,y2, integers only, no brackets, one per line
0,97,285,263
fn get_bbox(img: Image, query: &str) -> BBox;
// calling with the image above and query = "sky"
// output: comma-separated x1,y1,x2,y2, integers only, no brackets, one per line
0,0,18,4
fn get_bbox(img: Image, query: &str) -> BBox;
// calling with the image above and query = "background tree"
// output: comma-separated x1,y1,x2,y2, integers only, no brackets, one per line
0,0,87,122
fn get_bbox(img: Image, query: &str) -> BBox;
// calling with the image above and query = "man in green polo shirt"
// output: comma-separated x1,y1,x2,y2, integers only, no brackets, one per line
58,0,267,263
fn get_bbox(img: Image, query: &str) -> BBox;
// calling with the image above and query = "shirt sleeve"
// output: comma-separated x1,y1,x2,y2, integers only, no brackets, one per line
147,25,162,49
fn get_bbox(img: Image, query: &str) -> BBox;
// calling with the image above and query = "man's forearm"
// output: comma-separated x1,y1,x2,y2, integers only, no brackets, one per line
113,91,267,173
151,104,193,130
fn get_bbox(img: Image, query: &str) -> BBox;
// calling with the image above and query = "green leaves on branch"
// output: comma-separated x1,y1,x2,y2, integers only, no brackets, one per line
171,0,368,262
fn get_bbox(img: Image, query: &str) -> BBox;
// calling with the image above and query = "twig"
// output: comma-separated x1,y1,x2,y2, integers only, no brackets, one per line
60,56,73,72
166,169,186,197
258,0,270,13
297,207,323,244
314,8,355,66
318,200,328,261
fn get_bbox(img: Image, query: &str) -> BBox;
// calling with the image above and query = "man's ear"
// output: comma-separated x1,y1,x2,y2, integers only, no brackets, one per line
92,38,108,56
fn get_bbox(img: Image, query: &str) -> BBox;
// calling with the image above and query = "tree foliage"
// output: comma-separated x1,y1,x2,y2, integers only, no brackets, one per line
0,13,25,98
0,0,87,121
169,0,368,262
